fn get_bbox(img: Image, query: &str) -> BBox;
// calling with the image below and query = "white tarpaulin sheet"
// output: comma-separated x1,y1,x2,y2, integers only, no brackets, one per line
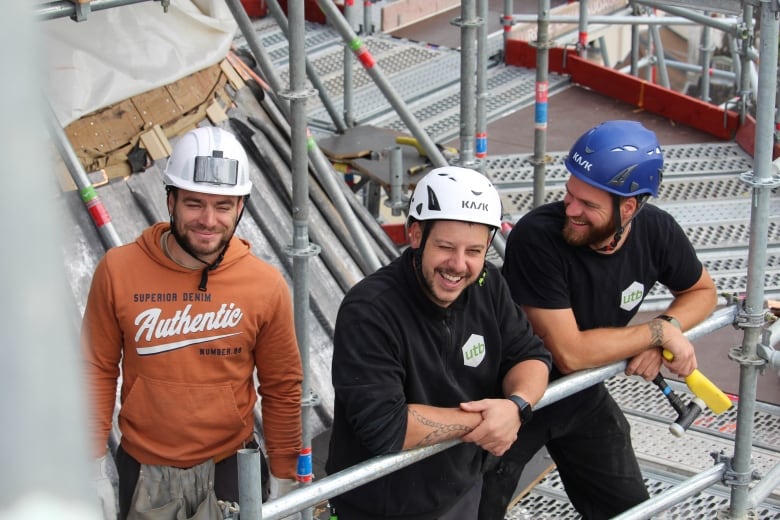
44,0,238,127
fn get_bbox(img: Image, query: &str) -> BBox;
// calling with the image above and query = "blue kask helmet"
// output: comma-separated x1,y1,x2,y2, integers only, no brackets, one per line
564,120,663,198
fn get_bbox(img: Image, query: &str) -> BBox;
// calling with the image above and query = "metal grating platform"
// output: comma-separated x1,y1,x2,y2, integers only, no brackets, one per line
507,468,780,519
606,376,780,453
239,21,569,139
370,64,571,143
506,375,780,519
271,33,465,129
236,18,344,65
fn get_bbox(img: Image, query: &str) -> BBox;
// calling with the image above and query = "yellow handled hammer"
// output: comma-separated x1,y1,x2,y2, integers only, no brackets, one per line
662,349,733,414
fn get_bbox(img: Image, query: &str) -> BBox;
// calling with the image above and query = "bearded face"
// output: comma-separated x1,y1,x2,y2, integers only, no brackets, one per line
561,177,621,249
562,208,616,247
167,188,243,266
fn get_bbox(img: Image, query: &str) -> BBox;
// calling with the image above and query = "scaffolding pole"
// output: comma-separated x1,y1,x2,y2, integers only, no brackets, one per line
455,0,479,168
226,0,383,274
265,0,348,133
313,0,448,168
532,0,551,209
277,1,319,518
726,1,780,516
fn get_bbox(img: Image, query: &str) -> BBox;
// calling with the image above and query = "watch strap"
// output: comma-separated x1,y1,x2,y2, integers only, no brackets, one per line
507,394,533,424
655,314,681,330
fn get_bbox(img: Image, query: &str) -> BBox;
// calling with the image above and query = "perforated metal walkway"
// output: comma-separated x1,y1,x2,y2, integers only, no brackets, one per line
506,376,780,520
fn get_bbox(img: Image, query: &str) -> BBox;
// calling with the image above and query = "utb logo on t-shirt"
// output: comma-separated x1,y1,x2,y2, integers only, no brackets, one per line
462,333,486,367
620,281,645,312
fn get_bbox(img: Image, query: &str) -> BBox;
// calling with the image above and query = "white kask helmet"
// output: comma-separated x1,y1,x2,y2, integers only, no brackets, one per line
164,126,251,197
407,166,502,229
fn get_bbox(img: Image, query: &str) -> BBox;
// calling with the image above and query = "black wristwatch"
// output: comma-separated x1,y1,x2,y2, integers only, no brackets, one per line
508,395,533,425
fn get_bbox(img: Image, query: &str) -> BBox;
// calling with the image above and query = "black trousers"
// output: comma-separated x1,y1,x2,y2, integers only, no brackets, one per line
478,383,649,520
115,442,268,520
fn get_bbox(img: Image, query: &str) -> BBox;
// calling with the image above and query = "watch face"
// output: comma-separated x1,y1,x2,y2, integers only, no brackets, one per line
521,405,533,424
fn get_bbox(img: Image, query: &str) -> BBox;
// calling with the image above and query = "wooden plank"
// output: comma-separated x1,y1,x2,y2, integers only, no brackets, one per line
61,62,235,184
139,125,172,161
131,88,180,129
167,64,223,115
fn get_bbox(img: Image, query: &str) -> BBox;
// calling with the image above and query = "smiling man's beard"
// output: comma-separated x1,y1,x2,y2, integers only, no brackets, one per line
562,214,616,248
173,219,232,259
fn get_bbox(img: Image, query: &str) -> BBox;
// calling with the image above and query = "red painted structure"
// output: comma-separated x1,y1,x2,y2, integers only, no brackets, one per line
504,40,742,142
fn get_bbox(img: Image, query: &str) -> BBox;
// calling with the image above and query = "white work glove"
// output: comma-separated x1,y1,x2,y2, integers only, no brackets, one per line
268,474,300,520
92,455,118,520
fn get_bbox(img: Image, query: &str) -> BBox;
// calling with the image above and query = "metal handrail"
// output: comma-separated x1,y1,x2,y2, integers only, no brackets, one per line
250,305,741,519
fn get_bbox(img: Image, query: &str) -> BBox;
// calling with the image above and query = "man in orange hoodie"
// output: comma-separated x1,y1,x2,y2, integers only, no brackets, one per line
82,126,303,519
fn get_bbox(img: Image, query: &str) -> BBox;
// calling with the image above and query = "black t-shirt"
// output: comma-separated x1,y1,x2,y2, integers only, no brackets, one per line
502,201,703,331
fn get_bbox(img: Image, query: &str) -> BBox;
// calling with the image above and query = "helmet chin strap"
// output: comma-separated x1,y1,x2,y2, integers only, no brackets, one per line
594,194,649,253
412,220,433,285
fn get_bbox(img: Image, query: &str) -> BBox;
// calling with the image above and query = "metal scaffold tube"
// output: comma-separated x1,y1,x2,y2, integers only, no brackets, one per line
343,0,356,128
745,460,780,509
475,0,489,164
532,0,551,209
225,0,382,275
726,1,780,516
511,14,710,25
285,1,317,518
226,0,289,113
635,0,742,34
699,11,714,103
738,4,756,124
46,103,122,251
648,23,670,89
2,2,98,517
256,306,740,517
577,0,588,57
612,463,728,520
455,0,478,167
35,0,154,21
265,0,347,133
313,0,448,168
502,0,514,48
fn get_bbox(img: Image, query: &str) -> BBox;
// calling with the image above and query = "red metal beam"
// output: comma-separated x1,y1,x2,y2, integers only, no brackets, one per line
504,40,741,142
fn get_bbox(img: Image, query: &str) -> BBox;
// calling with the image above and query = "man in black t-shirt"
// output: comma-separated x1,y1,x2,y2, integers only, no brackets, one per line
479,120,717,520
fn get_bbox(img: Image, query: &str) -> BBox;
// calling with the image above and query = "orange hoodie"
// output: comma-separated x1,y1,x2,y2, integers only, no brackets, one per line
81,222,303,477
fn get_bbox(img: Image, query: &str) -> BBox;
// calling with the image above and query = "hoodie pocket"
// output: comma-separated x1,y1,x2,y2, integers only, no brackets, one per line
121,375,246,461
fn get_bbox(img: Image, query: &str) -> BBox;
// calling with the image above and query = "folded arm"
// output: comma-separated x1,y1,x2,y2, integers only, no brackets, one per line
525,269,717,378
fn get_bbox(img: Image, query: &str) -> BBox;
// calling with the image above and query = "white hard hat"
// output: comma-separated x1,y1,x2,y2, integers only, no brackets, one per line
408,166,502,229
164,127,251,196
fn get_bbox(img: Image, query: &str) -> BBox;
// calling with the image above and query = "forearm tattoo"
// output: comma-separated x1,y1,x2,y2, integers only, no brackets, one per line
649,319,664,347
408,408,473,447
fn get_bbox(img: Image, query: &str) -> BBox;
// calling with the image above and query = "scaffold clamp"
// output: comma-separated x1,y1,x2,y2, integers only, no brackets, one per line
711,451,760,488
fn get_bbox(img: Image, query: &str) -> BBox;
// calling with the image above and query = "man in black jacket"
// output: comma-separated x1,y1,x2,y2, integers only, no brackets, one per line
326,166,552,520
